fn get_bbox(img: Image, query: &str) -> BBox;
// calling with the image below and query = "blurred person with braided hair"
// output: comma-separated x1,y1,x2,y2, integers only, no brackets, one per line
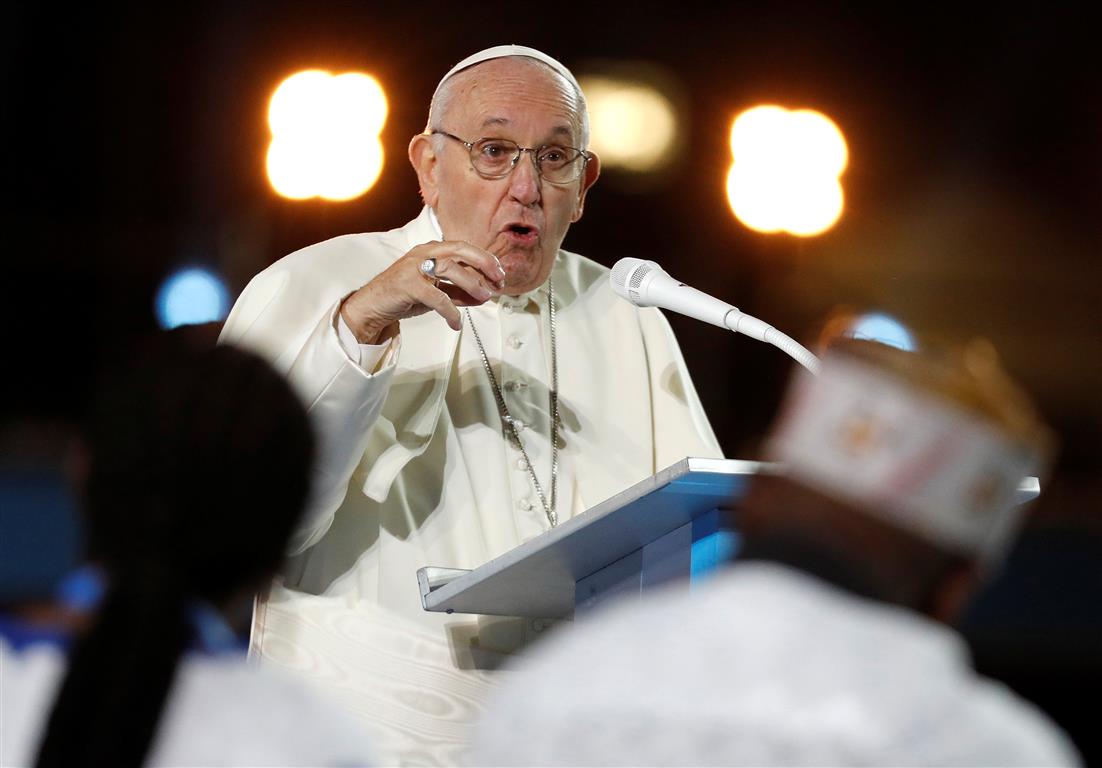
0,334,375,767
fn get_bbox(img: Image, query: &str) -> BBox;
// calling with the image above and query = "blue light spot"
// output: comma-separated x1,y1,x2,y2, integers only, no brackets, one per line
155,268,230,329
847,312,917,352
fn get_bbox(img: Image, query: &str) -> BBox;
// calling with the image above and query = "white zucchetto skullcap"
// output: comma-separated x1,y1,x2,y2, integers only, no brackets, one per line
433,44,584,102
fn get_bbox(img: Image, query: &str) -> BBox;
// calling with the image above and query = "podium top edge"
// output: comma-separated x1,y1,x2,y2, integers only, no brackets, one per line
685,457,771,475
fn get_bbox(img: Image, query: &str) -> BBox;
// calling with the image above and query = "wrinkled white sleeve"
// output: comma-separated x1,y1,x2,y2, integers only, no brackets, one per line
219,273,400,555
336,311,396,372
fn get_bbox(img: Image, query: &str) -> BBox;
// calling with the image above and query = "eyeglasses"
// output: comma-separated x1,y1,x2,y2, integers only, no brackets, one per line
431,130,590,185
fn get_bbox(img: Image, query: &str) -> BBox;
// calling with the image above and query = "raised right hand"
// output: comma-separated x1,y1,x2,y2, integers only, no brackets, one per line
339,238,507,344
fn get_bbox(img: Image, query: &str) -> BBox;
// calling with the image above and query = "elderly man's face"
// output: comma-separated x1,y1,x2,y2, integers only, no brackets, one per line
411,58,599,295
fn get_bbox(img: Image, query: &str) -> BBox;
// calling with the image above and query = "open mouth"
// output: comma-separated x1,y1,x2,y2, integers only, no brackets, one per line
505,223,539,241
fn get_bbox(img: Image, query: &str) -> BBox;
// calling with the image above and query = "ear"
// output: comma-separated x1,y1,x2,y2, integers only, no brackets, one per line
409,133,440,208
570,151,601,223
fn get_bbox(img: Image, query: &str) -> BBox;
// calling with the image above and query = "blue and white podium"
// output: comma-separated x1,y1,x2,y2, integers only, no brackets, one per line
418,456,1043,621
417,458,761,619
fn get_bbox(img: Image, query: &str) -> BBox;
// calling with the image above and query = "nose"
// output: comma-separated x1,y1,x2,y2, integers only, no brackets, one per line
507,149,542,206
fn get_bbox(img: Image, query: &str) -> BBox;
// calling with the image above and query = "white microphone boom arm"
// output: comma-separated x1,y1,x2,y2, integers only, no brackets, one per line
610,258,821,375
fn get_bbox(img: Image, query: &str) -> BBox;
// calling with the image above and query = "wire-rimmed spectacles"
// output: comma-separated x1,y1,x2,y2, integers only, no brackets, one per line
431,130,590,185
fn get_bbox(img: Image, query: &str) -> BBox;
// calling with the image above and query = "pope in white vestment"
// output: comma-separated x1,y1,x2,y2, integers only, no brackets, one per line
220,46,721,765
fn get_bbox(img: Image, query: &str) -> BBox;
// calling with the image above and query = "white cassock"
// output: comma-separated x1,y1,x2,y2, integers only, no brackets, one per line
468,562,1081,767
219,206,722,765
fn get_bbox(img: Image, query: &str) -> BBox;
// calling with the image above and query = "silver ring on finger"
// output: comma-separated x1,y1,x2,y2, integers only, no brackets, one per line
419,257,439,286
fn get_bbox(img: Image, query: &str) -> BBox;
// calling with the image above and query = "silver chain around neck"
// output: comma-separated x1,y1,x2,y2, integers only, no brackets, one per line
464,279,559,528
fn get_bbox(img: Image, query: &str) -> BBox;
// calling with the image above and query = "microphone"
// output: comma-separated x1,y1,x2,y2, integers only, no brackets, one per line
609,258,821,374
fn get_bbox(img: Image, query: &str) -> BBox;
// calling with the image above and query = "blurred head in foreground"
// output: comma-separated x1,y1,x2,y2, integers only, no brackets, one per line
742,337,1053,622
465,337,1075,768
34,334,314,768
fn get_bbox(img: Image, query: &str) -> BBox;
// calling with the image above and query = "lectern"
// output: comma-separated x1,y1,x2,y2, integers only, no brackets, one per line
417,458,758,619
417,457,1041,620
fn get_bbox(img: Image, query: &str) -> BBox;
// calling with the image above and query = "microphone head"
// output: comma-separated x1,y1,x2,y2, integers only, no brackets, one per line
609,258,662,305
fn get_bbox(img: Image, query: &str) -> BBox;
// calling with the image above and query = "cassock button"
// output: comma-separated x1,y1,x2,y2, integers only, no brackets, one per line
507,335,523,349
518,498,533,511
515,457,528,470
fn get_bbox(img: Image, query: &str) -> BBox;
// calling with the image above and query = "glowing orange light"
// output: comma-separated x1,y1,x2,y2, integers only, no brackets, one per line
725,105,848,236
580,76,678,172
266,70,388,201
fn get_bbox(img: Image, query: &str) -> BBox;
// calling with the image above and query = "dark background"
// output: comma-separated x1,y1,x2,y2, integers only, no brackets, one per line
4,0,1099,757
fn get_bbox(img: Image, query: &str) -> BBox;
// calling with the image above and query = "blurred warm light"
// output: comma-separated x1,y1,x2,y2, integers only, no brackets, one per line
579,75,678,172
266,70,387,201
725,105,847,236
846,312,917,352
155,267,230,329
